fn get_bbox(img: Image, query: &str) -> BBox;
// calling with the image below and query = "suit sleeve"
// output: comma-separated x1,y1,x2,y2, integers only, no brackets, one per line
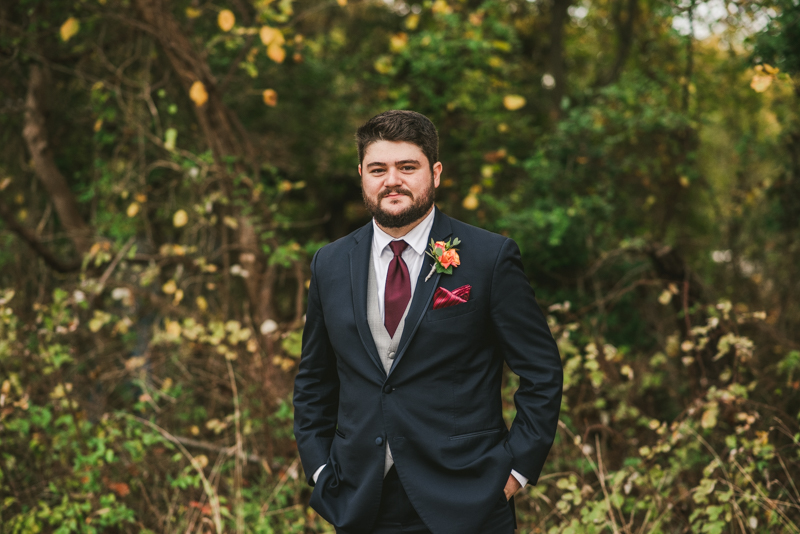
293,250,340,485
489,238,563,485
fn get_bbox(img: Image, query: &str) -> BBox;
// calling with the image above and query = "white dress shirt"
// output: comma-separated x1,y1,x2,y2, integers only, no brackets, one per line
313,207,528,489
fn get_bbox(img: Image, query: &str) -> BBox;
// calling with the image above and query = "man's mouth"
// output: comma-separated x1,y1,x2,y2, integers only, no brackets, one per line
380,189,412,201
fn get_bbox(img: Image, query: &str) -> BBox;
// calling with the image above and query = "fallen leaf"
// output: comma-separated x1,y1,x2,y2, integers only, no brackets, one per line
126,202,140,217
217,9,235,31
60,17,80,42
189,81,208,107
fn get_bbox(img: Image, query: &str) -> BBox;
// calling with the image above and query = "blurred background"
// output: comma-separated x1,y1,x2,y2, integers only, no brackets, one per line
1,0,799,532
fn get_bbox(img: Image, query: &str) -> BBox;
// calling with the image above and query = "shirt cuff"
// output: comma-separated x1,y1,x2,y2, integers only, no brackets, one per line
510,469,528,488
312,464,326,484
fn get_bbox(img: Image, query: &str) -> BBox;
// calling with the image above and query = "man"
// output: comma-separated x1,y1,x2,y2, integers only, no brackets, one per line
293,110,562,534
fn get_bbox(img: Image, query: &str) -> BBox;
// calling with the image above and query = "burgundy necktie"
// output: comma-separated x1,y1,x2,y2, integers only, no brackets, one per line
384,240,411,337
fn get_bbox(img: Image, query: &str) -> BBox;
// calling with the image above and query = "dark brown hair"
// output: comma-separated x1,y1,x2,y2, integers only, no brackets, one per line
356,110,439,170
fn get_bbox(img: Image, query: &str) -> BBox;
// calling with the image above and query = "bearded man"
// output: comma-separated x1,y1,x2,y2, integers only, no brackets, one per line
293,110,563,534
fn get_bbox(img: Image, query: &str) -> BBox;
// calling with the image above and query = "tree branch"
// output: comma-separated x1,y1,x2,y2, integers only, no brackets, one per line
22,65,93,255
0,197,81,273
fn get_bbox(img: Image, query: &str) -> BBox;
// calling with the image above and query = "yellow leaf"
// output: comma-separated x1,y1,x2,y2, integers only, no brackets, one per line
503,95,526,111
192,454,209,469
701,405,718,429
750,74,772,93
223,216,239,229
406,14,420,30
390,33,408,53
162,280,177,295
658,290,672,305
165,320,181,338
218,9,235,31
135,193,147,203
173,289,184,304
189,81,208,107
262,89,278,107
462,194,479,210
126,202,140,218
196,296,208,311
679,176,690,187
259,26,284,46
267,43,286,64
186,7,202,18
336,0,347,5
164,128,177,150
374,56,393,74
762,64,779,75
94,119,103,132
60,17,80,42
173,209,188,227
432,0,452,14
620,364,634,379
125,357,146,371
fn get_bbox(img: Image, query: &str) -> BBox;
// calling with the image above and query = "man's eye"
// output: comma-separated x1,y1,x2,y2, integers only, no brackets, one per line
401,166,416,171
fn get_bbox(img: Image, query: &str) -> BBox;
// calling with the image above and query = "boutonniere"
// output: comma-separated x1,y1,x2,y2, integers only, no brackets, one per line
424,237,461,282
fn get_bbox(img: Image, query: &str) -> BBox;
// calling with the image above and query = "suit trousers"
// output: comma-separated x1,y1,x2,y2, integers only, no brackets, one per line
334,466,516,534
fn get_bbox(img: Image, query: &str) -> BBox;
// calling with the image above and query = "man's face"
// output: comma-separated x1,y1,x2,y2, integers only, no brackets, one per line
359,140,442,229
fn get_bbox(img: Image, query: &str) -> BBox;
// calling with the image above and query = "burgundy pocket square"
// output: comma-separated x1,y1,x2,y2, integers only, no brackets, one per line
432,285,472,309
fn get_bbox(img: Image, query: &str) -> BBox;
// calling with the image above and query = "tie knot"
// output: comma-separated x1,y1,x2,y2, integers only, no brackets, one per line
389,240,408,257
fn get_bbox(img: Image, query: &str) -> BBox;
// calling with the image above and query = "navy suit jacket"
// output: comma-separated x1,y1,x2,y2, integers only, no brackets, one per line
293,209,562,534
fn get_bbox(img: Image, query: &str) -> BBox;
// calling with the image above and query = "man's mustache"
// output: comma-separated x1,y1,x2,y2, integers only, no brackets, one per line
379,187,413,200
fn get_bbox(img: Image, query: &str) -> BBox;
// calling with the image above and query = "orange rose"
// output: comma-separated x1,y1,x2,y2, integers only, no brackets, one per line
439,249,460,269
433,241,447,254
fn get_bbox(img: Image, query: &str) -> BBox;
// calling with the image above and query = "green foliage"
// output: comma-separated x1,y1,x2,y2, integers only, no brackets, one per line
1,0,800,531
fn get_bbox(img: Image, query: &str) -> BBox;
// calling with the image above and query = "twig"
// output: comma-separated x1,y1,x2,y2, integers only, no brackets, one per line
123,414,223,533
95,236,136,294
227,359,245,534
259,456,300,518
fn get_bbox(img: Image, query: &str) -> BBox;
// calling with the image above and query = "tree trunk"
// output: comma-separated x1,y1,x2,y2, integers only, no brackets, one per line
22,65,93,256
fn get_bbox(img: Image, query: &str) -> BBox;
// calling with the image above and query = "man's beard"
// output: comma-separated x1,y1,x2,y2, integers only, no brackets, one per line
363,180,436,229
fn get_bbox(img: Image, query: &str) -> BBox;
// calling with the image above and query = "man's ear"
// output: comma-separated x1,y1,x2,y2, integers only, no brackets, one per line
432,162,443,188
358,164,362,177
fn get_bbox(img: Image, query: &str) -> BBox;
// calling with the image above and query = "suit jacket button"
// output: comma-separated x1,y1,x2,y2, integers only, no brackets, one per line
375,437,384,446
383,384,393,393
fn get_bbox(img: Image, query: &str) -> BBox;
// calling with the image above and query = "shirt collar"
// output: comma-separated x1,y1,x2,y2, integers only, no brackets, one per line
372,206,436,256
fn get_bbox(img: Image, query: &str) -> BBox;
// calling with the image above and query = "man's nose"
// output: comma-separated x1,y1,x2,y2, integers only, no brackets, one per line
384,168,402,186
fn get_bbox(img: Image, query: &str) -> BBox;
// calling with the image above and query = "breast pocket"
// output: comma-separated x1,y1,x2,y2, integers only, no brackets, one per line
425,299,479,322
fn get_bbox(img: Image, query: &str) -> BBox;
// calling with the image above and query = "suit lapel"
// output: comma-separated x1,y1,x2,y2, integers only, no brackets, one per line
389,208,452,376
349,222,385,375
